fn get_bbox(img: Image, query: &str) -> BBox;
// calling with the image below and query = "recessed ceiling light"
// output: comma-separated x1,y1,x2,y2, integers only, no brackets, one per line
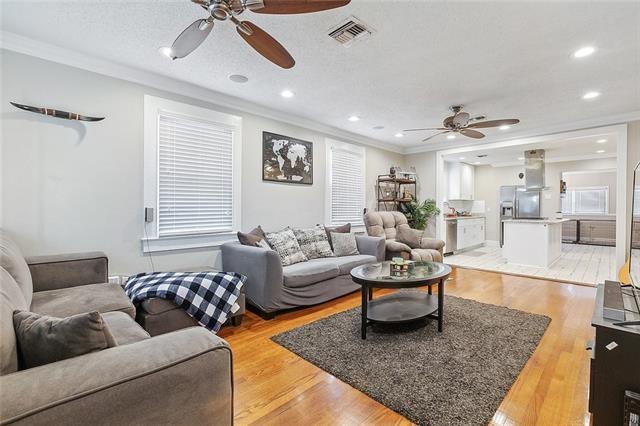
229,74,249,83
447,134,456,140
348,115,360,122
573,46,596,58
473,161,481,165
499,125,511,130
281,89,294,98
459,157,466,160
158,47,174,59
596,139,607,144
583,91,600,100
372,126,384,130
596,149,606,154
517,157,524,160
394,133,404,138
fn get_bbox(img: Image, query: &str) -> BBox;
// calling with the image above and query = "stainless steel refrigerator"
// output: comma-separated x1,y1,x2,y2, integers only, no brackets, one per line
499,185,541,247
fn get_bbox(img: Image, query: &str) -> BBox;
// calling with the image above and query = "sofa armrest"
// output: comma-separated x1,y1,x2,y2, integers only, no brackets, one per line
419,237,445,252
385,240,412,254
355,235,385,262
26,252,109,292
0,328,232,425
221,242,283,313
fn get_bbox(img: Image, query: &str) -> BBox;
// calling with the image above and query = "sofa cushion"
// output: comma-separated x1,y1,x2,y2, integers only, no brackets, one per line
266,228,308,266
0,267,29,375
292,226,334,260
283,258,340,288
332,254,378,275
364,211,408,241
330,232,359,257
396,225,423,249
323,223,350,250
13,310,117,369
0,229,33,306
101,311,150,345
31,283,136,319
237,226,268,247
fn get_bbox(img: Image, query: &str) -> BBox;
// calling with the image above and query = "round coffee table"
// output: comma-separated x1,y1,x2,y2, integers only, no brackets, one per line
350,261,452,339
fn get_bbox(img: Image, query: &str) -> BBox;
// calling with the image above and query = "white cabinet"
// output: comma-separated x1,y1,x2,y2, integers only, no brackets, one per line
447,162,475,200
456,218,485,250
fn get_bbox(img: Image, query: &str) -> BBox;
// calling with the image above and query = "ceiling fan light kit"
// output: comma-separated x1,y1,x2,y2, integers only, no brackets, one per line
166,0,351,68
403,105,520,143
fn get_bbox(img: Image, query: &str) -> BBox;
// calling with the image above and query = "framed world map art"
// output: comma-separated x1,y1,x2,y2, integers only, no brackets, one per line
262,131,313,185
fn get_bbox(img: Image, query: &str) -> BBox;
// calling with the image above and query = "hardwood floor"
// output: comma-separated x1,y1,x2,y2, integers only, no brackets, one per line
219,267,596,425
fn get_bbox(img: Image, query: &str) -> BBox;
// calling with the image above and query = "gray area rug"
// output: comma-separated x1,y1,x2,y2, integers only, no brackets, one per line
272,293,550,426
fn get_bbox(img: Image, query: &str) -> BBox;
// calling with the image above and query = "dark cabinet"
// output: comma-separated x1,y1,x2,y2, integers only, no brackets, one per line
590,283,640,425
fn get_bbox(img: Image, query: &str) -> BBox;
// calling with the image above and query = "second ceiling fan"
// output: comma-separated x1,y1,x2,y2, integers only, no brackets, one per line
404,106,520,142
167,0,351,69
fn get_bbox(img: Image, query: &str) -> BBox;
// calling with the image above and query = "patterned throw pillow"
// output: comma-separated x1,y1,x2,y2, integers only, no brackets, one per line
266,228,308,266
292,226,334,260
330,232,360,257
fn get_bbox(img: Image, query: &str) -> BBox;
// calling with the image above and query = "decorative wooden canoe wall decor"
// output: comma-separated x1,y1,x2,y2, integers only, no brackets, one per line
10,102,105,122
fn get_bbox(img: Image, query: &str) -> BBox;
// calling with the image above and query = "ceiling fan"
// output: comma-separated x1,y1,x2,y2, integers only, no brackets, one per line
166,0,351,69
403,106,520,142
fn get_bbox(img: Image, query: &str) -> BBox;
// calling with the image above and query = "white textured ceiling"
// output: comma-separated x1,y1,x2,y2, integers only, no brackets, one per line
441,129,618,167
2,0,639,150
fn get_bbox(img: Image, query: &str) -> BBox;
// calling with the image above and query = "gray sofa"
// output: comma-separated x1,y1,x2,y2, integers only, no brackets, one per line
221,234,384,317
0,230,233,425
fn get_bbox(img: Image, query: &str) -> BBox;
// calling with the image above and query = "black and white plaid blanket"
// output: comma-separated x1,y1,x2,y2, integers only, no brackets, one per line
124,271,246,333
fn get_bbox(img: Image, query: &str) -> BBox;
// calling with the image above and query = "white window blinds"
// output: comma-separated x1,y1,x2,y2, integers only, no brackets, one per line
561,186,608,215
158,112,234,237
329,144,365,226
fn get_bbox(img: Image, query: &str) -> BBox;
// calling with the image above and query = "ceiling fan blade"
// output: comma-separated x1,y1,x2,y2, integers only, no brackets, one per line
467,119,520,129
422,131,451,142
453,112,470,127
236,21,295,69
460,128,485,139
403,127,448,132
249,0,350,14
170,19,214,59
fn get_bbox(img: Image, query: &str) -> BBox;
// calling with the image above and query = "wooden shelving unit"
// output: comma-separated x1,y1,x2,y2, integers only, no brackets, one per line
376,174,416,211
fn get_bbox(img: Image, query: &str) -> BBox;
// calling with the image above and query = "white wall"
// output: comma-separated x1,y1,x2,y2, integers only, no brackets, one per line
474,157,618,241
1,50,404,275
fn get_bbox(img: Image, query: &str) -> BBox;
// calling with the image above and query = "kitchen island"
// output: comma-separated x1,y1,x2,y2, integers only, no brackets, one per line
502,219,570,267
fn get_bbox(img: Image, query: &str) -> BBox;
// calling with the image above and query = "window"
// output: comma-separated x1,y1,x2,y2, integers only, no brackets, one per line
562,186,609,215
143,96,241,252
326,139,365,227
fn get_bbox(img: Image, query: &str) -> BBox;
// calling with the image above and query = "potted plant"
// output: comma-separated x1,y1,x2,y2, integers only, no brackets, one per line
400,196,441,230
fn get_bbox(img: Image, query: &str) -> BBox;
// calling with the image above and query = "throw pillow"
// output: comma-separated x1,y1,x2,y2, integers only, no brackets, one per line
323,223,351,249
13,310,117,369
257,239,271,250
292,226,334,260
266,228,308,266
396,226,423,249
330,232,359,257
237,226,268,247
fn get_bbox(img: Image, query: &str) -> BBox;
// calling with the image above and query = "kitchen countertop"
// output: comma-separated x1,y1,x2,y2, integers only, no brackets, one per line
443,215,485,221
503,218,570,224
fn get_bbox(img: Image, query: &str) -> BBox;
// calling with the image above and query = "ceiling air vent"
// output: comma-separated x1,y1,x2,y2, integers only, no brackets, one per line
328,16,373,47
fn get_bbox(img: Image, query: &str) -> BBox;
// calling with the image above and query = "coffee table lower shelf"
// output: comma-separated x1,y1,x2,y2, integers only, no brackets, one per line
362,291,443,339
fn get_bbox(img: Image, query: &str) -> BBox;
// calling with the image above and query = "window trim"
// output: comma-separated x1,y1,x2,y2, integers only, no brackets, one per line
142,95,242,252
325,138,366,230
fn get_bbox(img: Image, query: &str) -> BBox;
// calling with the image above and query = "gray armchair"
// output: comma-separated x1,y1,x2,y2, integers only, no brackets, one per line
364,211,445,262
221,234,384,317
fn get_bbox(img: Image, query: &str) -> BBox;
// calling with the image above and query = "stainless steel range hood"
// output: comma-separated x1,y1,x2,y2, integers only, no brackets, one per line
523,149,549,191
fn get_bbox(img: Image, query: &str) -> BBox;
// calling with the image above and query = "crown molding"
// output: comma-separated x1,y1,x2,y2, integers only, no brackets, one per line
403,110,640,155
489,152,617,168
0,31,403,154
